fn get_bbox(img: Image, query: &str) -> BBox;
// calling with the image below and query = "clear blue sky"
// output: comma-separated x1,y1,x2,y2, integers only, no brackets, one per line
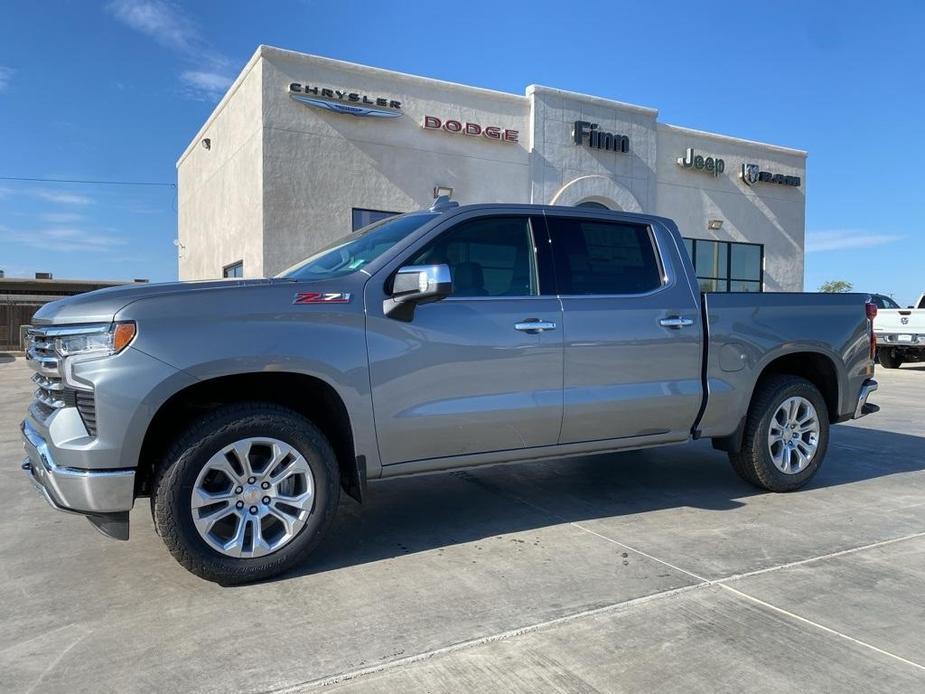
1,1,923,304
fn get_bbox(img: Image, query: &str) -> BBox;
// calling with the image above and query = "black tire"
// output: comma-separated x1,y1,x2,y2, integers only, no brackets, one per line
152,402,340,584
878,349,903,369
728,375,829,492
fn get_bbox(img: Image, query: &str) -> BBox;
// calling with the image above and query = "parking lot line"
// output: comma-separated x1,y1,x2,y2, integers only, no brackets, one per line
714,529,925,584
570,521,712,583
275,582,707,692
565,520,925,678
279,521,925,690
718,584,925,673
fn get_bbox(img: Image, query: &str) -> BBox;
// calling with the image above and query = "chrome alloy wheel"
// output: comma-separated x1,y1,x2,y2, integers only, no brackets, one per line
767,396,820,475
191,438,314,558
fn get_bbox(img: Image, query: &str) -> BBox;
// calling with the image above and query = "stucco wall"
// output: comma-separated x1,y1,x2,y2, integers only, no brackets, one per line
528,85,657,213
655,124,806,292
176,45,807,291
176,56,265,280
259,48,530,277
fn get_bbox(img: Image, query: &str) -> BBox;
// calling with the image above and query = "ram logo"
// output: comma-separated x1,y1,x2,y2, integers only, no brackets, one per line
901,316,909,325
741,163,760,186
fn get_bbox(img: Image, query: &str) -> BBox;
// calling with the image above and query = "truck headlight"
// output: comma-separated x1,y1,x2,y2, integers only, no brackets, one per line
54,322,136,357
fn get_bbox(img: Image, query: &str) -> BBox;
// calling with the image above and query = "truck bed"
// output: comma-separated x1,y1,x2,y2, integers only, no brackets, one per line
697,292,874,440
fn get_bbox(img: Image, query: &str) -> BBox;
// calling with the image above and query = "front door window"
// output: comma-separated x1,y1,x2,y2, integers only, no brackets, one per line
409,216,538,297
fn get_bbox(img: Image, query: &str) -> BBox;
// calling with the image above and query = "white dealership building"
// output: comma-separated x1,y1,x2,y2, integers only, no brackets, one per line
177,45,806,292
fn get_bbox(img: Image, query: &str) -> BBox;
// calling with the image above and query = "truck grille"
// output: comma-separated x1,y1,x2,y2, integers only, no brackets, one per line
25,327,97,437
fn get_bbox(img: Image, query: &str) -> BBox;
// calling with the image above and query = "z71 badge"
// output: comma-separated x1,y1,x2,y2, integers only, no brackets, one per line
293,292,351,304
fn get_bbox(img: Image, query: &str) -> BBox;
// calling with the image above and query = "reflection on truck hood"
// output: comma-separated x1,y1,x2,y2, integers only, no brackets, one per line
31,278,296,325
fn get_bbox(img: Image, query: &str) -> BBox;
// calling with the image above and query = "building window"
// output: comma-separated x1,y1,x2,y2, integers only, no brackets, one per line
223,261,243,278
352,208,400,232
682,238,763,292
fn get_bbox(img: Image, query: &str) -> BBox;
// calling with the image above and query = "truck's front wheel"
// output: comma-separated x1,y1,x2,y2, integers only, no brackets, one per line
152,403,340,584
729,375,829,492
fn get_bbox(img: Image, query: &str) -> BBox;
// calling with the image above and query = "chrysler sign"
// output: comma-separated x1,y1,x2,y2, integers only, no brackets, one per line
288,83,402,118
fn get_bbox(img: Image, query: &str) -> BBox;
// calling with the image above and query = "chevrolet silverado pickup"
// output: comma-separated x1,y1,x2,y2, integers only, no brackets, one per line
874,292,925,368
21,200,880,584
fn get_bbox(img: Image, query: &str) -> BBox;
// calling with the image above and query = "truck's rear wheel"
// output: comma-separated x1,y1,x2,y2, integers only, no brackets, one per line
878,349,903,369
152,403,340,584
729,375,829,492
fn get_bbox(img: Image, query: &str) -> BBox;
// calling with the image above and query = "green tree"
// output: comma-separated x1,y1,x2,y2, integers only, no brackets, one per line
818,280,854,293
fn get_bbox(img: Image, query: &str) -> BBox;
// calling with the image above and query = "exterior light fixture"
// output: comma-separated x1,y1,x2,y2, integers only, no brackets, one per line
433,185,453,199
708,219,724,230
201,138,211,150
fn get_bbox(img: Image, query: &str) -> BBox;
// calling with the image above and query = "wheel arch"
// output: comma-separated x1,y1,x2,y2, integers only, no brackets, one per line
136,371,365,503
712,349,841,453
754,351,840,420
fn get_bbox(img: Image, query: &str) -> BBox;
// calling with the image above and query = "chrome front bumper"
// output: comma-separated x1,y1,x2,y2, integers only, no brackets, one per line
853,379,879,419
21,419,135,515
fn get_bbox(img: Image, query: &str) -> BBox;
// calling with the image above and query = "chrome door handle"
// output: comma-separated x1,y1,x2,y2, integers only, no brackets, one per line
515,320,557,333
659,316,694,329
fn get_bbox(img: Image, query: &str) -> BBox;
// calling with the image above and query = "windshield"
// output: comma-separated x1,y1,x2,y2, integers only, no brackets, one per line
278,213,439,280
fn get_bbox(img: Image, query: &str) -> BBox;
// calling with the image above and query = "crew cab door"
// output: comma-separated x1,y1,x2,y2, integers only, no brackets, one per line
365,213,563,466
543,211,703,444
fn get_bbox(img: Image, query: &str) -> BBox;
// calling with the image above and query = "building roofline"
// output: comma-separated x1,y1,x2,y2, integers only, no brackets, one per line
176,45,804,167
526,85,658,117
176,45,266,168
658,122,807,157
177,45,532,168
260,45,528,103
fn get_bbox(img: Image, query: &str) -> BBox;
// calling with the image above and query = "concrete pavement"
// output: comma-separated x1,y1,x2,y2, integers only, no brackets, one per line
1,354,923,692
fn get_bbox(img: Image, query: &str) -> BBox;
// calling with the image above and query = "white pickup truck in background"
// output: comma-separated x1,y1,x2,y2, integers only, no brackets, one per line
874,292,925,368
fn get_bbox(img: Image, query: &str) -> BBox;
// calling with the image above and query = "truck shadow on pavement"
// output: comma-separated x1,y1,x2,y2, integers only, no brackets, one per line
276,424,925,582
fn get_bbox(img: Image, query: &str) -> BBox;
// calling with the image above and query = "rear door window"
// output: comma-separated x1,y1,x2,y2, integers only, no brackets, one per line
546,218,663,295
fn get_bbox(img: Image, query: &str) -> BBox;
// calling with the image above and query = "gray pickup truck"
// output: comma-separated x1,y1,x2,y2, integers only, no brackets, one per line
22,200,880,583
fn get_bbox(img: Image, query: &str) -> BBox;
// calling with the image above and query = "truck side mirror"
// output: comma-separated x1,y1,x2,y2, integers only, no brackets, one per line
384,264,453,320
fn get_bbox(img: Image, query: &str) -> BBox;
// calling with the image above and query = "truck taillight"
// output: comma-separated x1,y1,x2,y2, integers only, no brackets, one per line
866,302,877,360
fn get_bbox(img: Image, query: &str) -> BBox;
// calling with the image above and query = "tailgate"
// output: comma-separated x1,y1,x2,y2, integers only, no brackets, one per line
875,309,925,333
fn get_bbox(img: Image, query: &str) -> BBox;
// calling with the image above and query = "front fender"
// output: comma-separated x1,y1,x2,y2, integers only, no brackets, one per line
115,281,380,478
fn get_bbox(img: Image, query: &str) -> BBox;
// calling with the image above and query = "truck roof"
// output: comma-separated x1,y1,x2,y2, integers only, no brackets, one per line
424,197,678,229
